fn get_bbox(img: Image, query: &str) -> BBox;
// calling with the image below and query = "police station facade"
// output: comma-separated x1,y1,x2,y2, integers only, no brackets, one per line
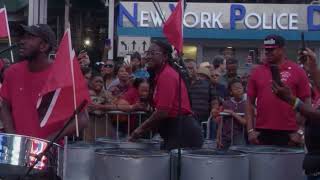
117,2,320,73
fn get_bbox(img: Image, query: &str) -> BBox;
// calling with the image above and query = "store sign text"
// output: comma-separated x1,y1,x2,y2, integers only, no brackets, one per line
118,3,320,31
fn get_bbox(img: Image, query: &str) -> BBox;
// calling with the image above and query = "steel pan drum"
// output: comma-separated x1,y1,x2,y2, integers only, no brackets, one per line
0,133,62,178
171,149,249,180
230,145,305,180
94,148,170,180
64,141,117,180
96,137,161,149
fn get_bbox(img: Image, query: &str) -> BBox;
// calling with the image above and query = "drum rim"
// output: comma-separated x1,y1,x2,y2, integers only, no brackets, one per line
95,148,169,157
229,145,304,154
0,132,62,148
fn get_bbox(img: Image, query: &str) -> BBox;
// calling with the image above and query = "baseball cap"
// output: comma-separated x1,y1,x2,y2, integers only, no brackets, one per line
263,34,285,49
19,24,56,49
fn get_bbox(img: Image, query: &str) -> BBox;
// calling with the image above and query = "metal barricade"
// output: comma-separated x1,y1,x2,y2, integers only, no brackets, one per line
201,112,246,147
105,111,152,139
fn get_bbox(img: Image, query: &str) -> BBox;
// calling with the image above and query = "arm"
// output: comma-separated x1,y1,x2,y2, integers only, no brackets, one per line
0,99,15,133
129,109,168,140
245,97,256,131
305,48,320,91
231,111,247,125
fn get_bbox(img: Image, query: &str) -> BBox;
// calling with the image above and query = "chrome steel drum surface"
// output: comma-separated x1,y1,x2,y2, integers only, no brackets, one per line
96,137,161,149
230,145,305,180
170,149,249,180
94,148,170,180
202,139,216,149
0,133,62,177
64,142,117,180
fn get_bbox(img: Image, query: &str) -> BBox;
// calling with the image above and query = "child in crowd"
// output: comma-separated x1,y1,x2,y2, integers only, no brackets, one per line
208,97,224,140
213,79,247,149
85,74,115,142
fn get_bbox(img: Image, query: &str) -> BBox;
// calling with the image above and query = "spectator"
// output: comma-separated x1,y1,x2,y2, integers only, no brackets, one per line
85,74,115,141
189,67,217,122
130,52,150,79
189,67,217,139
185,59,198,85
246,34,311,146
219,58,241,88
212,55,226,75
109,65,132,101
101,59,119,92
114,78,151,135
210,69,228,99
215,79,247,149
78,50,91,74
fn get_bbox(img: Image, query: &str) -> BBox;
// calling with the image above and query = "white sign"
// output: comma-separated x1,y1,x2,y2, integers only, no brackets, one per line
117,36,151,57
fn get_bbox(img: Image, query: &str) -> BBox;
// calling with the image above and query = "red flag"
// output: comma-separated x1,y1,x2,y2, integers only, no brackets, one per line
163,0,183,54
38,29,90,130
0,8,9,38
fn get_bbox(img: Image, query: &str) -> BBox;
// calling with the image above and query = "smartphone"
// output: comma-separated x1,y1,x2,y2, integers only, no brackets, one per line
299,32,307,64
270,64,282,86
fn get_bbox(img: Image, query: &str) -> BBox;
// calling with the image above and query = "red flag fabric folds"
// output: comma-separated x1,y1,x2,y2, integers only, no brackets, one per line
163,0,183,54
38,29,90,129
0,8,9,38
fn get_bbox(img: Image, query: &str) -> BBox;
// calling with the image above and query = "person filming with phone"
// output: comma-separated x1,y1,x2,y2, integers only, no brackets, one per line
245,34,311,146
272,48,320,180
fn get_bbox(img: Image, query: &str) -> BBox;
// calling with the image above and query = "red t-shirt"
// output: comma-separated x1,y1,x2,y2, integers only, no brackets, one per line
247,60,311,130
121,87,139,105
0,61,61,139
153,64,192,118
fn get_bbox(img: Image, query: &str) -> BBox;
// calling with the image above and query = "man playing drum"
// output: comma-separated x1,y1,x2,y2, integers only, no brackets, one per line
0,24,88,140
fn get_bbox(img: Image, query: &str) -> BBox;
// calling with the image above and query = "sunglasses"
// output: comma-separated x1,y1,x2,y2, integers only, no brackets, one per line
104,64,114,68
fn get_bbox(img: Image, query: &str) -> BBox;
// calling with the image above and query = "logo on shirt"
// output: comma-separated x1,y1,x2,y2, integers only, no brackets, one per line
280,71,291,83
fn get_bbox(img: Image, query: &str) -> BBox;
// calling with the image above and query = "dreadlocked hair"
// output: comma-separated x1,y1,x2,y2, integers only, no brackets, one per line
151,40,192,104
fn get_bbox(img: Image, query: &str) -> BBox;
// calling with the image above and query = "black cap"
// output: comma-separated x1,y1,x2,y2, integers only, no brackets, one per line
264,34,285,49
19,24,56,49
212,55,224,66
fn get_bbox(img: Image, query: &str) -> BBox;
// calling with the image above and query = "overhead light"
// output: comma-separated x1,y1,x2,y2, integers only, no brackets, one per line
227,46,233,49
84,39,91,46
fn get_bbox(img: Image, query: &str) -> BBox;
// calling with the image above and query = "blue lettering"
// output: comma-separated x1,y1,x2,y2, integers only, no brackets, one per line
118,3,138,27
308,5,320,31
230,4,246,30
169,3,175,12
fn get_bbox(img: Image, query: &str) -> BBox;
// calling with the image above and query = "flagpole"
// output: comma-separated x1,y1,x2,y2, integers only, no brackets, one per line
4,6,14,63
66,28,80,137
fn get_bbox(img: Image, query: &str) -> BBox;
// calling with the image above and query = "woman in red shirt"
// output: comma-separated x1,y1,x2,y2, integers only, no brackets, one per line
129,41,203,150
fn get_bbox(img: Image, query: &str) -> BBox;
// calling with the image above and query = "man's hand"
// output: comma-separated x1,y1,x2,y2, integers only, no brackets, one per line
129,126,145,141
248,130,260,145
271,81,295,105
288,132,303,146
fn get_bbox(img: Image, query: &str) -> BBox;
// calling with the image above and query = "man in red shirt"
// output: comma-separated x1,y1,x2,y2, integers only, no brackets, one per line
0,24,88,140
129,41,203,150
246,34,311,146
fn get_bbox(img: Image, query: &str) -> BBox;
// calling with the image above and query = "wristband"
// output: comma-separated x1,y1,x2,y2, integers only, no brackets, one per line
293,98,303,112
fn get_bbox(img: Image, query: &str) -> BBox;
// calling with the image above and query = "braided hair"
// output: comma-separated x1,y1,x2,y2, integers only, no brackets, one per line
150,40,192,104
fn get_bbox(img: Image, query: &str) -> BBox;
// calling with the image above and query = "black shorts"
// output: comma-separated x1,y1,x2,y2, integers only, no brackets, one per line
256,129,295,146
158,115,204,150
